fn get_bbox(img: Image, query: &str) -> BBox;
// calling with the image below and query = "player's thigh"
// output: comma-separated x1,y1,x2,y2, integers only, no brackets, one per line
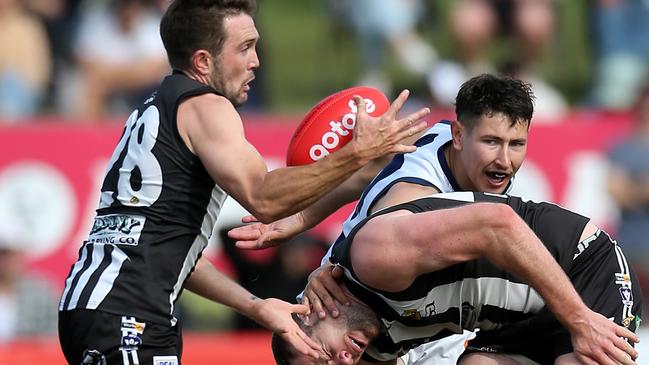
459,352,538,365
554,353,581,365
59,309,182,365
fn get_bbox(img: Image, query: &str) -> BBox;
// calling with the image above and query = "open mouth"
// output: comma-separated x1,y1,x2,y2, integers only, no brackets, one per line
346,334,367,354
242,77,255,91
485,171,509,184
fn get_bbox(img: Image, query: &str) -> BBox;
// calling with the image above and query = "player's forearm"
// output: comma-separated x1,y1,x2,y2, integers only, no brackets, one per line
184,256,258,314
299,156,389,229
484,211,591,329
250,143,369,223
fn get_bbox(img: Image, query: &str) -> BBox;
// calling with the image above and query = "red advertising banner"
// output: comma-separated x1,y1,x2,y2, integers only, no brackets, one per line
0,112,633,289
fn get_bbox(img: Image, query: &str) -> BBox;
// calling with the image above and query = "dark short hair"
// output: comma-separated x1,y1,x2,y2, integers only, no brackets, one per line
455,74,535,130
160,0,257,70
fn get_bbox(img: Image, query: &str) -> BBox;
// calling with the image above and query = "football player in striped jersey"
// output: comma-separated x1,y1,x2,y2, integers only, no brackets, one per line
271,192,642,365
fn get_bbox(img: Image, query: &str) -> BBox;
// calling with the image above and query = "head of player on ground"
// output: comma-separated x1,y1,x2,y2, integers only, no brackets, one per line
271,292,382,365
449,74,535,193
160,0,258,106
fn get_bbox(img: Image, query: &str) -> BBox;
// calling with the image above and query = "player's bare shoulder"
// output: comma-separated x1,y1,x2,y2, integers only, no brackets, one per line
371,183,441,214
179,92,236,123
177,92,243,153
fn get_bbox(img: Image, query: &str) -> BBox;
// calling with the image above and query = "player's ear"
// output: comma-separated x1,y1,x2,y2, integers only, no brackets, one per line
450,120,464,149
191,50,212,76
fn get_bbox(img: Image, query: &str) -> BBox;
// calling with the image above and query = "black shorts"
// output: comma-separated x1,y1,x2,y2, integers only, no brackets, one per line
463,231,643,364
59,309,183,365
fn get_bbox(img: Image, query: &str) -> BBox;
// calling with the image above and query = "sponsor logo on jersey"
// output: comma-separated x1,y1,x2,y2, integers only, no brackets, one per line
401,302,437,321
88,214,144,246
153,356,178,365
401,309,422,320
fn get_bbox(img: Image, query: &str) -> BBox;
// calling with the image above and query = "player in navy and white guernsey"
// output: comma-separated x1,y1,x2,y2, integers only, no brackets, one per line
320,119,515,266
271,192,642,365
57,1,432,364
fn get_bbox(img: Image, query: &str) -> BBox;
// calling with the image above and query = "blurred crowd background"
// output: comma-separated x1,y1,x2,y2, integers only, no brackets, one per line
1,0,649,120
1,0,649,355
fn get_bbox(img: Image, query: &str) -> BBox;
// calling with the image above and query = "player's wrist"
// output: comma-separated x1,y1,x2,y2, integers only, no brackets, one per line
325,140,367,170
557,303,592,333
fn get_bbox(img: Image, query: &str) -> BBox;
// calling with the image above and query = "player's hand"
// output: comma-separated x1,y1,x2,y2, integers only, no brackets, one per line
569,310,639,365
252,297,322,360
228,213,306,249
302,263,350,319
351,89,429,163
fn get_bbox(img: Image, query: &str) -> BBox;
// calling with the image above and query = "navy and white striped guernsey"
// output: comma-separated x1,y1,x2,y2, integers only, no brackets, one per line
320,121,515,266
59,72,228,326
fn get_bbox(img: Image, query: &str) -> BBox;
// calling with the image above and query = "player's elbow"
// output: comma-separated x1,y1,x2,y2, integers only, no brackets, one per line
247,205,281,224
478,203,522,245
351,216,412,290
245,199,297,224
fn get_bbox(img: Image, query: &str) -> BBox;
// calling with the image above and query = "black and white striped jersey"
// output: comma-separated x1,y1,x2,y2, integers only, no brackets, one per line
59,72,228,325
320,121,514,266
330,192,590,361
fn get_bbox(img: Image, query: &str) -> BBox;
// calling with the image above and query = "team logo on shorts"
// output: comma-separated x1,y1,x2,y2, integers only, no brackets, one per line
615,273,631,284
121,334,142,348
622,315,636,328
121,320,146,334
153,356,178,365
619,287,633,306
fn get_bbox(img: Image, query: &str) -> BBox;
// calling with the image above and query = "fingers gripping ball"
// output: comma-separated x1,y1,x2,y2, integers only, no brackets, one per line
287,87,389,166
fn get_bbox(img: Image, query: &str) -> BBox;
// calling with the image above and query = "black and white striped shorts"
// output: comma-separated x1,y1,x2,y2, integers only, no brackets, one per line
59,309,182,365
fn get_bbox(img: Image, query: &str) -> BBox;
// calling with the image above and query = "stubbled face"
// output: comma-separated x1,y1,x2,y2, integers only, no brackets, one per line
290,302,381,365
210,13,259,106
451,112,529,193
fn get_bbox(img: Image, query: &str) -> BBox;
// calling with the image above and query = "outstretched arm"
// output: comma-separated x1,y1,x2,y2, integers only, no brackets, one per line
180,90,428,223
351,203,639,364
184,256,322,360
229,155,392,249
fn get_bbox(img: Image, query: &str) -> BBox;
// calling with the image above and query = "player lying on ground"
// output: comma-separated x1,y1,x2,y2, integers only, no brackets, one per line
271,192,642,365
